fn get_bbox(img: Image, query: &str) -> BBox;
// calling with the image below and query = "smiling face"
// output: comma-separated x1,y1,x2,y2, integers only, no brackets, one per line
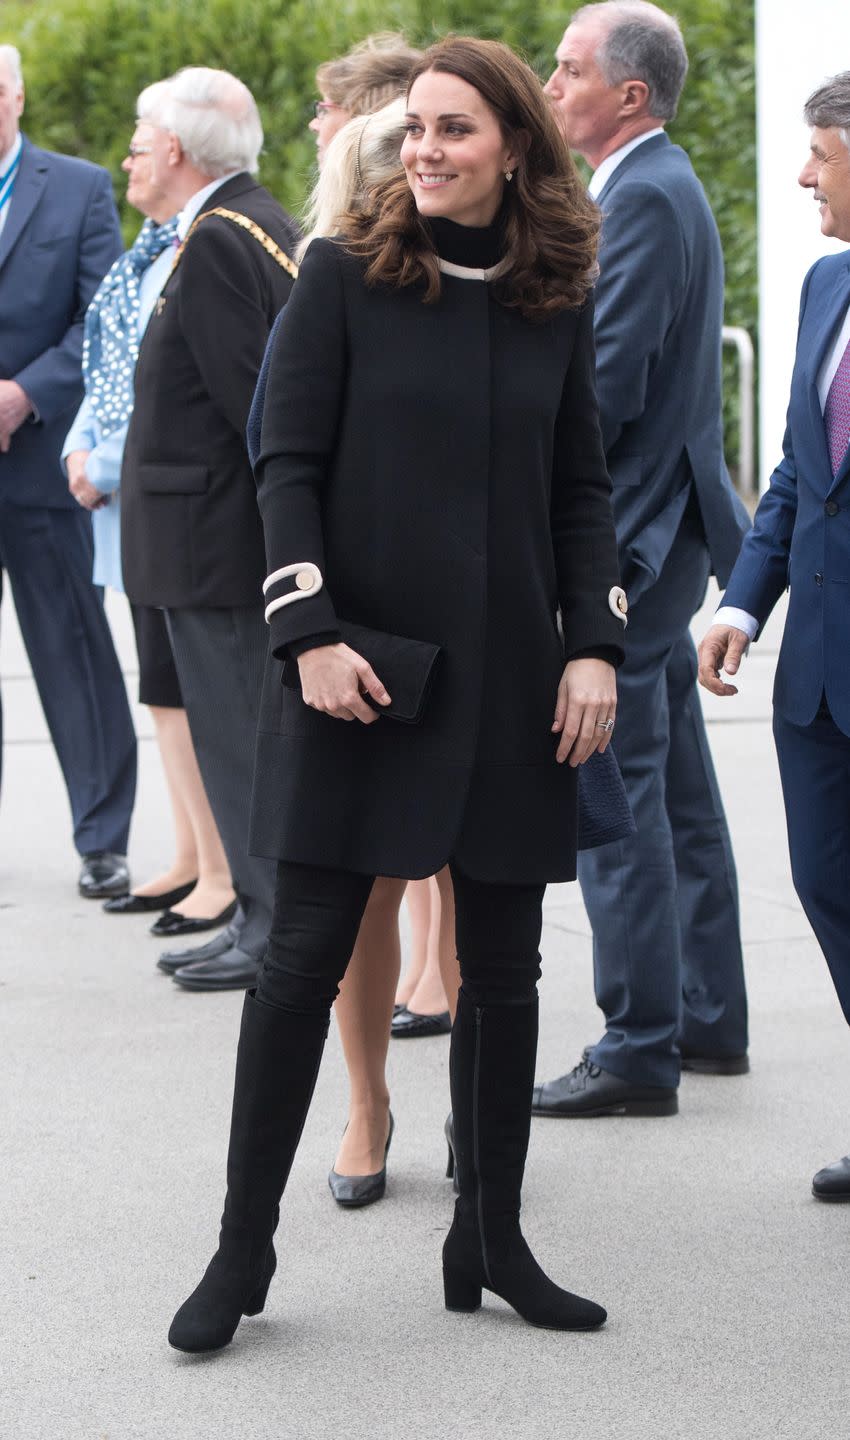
0,57,24,158
799,126,850,242
309,96,351,168
401,69,516,229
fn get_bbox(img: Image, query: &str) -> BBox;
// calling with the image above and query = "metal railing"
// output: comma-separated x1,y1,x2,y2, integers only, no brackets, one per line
722,326,756,495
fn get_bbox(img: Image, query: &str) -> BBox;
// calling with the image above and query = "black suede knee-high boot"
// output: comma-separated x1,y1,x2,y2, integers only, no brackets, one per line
168,990,329,1353
443,988,607,1330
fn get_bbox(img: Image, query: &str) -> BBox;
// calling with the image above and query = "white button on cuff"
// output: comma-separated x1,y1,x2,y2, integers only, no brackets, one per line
608,586,628,627
263,562,324,623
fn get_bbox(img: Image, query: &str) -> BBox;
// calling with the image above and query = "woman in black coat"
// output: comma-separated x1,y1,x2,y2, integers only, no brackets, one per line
169,37,628,1355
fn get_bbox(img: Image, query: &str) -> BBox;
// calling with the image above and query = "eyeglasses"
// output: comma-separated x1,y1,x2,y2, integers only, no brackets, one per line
313,100,345,118
126,144,153,158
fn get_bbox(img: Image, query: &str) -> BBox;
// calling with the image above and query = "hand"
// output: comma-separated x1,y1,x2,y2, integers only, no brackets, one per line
67,450,106,510
552,657,617,767
697,624,749,697
0,381,33,448
297,642,391,724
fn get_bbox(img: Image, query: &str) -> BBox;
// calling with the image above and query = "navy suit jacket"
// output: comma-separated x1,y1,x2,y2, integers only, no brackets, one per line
594,133,749,602
0,136,122,509
723,251,850,735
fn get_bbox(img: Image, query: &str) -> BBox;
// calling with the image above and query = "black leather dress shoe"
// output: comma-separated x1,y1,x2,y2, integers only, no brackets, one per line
391,1007,452,1038
78,852,130,900
171,947,261,991
328,1113,394,1208
812,1155,850,1202
157,924,241,975
532,1058,678,1117
680,1049,750,1075
149,899,237,938
103,880,197,914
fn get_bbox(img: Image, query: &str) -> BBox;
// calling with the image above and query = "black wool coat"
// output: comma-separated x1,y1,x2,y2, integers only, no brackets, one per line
120,174,300,608
251,238,625,883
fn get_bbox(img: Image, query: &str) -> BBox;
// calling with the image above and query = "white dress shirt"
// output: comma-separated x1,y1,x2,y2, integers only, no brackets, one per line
715,296,850,641
0,132,23,241
587,128,665,200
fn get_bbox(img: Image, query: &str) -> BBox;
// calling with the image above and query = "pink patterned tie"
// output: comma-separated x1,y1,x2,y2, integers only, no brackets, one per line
824,332,850,477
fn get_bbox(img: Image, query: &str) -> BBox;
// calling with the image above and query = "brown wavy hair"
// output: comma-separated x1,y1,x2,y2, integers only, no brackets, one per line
342,36,600,320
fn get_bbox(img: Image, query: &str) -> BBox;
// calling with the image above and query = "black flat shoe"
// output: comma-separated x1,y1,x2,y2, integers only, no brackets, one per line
103,880,197,914
149,899,237,937
78,852,129,900
532,1057,678,1117
391,1008,452,1039
812,1155,850,1201
328,1112,394,1208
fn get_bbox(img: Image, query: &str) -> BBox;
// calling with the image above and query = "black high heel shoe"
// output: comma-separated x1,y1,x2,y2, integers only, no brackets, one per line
328,1111,394,1208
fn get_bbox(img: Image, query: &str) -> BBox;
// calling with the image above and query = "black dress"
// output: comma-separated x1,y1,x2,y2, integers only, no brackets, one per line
251,222,626,884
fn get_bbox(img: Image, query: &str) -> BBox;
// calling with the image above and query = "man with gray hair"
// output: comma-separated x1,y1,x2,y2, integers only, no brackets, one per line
699,74,850,1200
121,68,300,991
534,2,751,1117
0,43,137,900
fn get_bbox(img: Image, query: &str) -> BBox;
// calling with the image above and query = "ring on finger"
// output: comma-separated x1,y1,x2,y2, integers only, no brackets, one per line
596,718,615,733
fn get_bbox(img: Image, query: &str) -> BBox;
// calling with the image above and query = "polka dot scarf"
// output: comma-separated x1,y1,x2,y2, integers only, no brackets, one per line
82,215,179,437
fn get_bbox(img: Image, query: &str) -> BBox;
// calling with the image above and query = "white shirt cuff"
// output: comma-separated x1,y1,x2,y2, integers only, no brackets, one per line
714,606,759,641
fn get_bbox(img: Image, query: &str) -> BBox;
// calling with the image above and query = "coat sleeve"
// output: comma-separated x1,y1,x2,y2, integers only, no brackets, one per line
720,264,821,634
593,180,686,454
14,167,122,425
551,295,627,662
177,219,293,440
254,239,346,656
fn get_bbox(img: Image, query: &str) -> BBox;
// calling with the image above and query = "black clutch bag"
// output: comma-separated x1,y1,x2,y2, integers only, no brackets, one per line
282,620,442,725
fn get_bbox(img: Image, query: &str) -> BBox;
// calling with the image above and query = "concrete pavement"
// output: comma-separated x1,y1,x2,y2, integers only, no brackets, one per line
1,585,848,1440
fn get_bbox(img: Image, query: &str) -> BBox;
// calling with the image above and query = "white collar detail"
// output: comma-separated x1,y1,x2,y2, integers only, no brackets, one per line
437,257,508,282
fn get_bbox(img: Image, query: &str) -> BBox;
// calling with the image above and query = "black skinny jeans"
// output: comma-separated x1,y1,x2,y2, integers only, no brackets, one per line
256,860,546,1014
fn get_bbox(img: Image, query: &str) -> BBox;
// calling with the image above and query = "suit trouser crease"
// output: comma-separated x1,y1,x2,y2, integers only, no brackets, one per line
165,604,275,955
0,502,136,853
773,705,850,1024
577,503,747,1087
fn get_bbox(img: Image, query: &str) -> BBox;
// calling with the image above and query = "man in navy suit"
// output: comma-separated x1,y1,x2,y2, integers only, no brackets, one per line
0,44,135,897
535,1,751,1117
700,74,850,1199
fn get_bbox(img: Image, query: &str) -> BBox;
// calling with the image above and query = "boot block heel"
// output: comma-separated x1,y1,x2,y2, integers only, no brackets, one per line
243,1248,277,1316
443,1266,482,1313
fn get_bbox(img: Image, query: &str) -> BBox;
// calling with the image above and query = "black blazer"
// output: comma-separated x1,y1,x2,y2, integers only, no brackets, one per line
121,174,300,607
251,239,626,883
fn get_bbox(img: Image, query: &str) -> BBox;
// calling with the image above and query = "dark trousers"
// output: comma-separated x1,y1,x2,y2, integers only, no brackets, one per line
578,503,748,1088
165,604,276,957
0,501,136,854
257,860,546,1015
773,702,850,1025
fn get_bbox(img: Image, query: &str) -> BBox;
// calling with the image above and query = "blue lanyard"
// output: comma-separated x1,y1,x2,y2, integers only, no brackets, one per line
0,149,21,212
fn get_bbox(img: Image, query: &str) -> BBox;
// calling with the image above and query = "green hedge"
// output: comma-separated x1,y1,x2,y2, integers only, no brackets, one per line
2,0,755,468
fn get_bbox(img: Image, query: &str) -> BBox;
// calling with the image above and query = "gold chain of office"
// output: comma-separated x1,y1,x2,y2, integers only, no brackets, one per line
170,207,300,281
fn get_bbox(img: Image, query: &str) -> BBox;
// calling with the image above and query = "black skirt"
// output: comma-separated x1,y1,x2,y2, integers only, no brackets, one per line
129,603,182,708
